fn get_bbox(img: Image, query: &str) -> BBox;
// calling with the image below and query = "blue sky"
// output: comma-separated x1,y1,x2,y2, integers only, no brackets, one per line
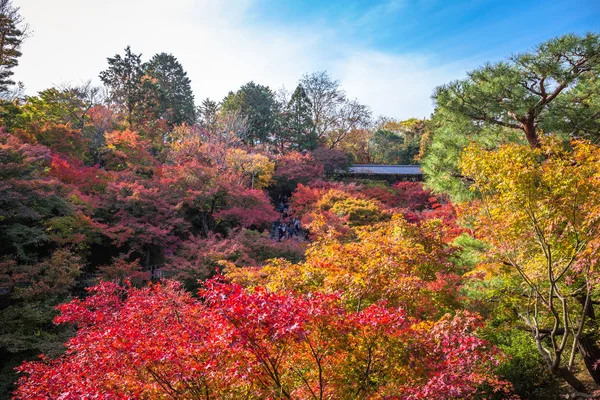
251,0,600,61
14,0,600,120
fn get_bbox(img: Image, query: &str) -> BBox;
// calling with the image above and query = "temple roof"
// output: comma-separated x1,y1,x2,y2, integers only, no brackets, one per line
348,164,422,175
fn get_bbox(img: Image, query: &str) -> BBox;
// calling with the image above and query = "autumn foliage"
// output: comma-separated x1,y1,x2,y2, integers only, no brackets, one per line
460,137,600,389
228,215,462,319
4,31,600,399
2,117,514,398
15,279,512,399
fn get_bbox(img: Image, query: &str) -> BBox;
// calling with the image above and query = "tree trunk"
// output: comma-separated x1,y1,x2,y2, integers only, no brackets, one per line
579,297,600,386
200,212,209,237
523,118,540,148
578,335,600,386
144,246,151,270
555,366,589,394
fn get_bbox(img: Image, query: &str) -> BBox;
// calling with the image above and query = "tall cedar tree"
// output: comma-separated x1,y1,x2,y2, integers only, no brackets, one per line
282,84,317,151
198,97,218,132
144,53,195,130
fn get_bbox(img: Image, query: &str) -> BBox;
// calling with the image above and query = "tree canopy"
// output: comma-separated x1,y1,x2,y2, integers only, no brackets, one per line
221,81,279,147
423,33,600,200
145,52,196,128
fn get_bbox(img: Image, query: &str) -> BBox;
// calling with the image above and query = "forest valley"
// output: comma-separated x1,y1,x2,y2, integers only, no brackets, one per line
1,1,600,398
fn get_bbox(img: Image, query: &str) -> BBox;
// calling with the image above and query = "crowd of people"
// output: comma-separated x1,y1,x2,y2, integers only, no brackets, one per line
273,196,306,241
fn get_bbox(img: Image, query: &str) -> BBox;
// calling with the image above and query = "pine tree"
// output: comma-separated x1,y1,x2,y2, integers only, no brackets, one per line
423,33,600,201
0,0,27,96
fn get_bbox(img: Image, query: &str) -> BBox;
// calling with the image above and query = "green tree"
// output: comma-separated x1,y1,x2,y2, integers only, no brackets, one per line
99,46,160,130
280,84,316,151
369,129,405,164
548,73,600,138
198,97,218,132
0,0,27,96
144,53,195,129
368,119,428,165
422,33,600,200
15,84,104,163
435,33,600,148
221,81,278,146
19,83,101,132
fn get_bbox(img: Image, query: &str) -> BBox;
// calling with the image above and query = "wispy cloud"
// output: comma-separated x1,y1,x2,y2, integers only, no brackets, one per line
333,51,467,119
354,0,406,27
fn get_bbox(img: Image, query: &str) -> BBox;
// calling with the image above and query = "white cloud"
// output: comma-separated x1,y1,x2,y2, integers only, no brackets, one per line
14,0,470,119
333,51,469,120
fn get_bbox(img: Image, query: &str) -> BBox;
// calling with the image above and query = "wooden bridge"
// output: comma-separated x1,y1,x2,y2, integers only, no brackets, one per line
337,164,423,182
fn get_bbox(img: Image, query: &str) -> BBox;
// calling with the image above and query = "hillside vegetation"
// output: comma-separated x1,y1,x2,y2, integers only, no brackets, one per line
1,2,600,397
